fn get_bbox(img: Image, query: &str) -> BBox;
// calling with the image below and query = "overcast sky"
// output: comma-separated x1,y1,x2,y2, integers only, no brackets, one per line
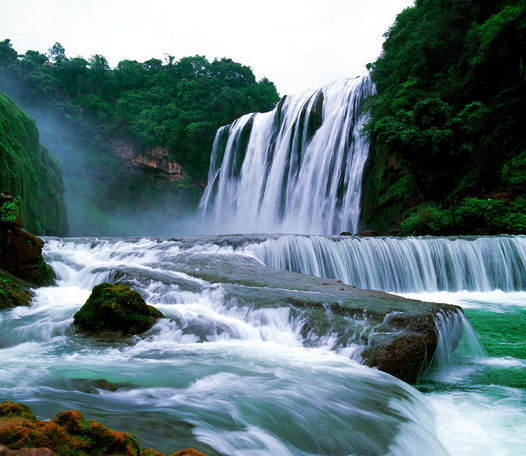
1,0,414,95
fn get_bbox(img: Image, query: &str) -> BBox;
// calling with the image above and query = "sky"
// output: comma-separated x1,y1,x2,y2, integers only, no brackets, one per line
0,0,414,96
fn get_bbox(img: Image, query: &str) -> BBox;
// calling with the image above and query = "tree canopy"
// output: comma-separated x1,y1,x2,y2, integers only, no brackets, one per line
363,0,526,234
0,40,280,179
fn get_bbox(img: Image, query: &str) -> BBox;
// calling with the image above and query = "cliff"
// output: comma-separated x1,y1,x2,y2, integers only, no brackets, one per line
111,139,185,182
0,92,68,236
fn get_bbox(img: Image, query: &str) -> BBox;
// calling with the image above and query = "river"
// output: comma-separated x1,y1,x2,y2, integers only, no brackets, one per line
0,235,524,455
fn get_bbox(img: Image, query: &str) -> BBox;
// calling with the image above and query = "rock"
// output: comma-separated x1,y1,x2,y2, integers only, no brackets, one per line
0,401,208,456
170,450,209,456
354,230,379,237
167,251,463,383
0,270,33,310
361,309,457,382
0,193,55,288
339,231,352,236
0,445,55,455
0,228,54,287
73,282,164,335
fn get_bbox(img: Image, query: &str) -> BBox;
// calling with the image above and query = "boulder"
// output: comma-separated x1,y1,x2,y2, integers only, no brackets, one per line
0,445,54,455
73,282,164,335
354,230,379,237
0,401,207,456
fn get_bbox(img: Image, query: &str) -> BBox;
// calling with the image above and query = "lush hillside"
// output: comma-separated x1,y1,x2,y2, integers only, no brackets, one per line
363,0,526,235
0,40,279,180
0,92,68,235
0,40,279,235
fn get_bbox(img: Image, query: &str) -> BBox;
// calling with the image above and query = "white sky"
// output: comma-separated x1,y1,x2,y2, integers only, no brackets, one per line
0,0,414,96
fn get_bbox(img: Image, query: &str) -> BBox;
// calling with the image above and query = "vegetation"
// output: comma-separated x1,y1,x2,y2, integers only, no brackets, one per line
363,0,526,235
0,93,68,235
74,282,164,335
0,40,279,235
0,39,279,179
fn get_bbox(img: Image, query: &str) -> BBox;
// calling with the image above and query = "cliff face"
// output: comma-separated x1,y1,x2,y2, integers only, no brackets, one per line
112,140,184,182
0,92,68,236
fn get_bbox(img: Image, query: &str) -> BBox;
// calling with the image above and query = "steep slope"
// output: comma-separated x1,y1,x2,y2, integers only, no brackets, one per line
0,92,68,235
363,0,526,235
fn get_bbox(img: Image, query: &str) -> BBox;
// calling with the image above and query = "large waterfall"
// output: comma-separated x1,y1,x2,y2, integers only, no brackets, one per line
198,75,374,234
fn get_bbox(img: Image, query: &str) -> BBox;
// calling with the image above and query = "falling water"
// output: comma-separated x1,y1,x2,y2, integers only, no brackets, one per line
240,234,526,293
198,75,375,234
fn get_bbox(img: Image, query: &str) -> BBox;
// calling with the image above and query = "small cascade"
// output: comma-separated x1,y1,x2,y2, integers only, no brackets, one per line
198,75,375,235
241,234,526,292
431,310,486,369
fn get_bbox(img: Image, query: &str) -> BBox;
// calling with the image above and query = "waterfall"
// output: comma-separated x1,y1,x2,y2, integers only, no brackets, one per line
198,75,375,235
240,235,526,293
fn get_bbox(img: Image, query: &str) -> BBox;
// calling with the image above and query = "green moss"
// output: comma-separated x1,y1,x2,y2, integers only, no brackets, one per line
0,92,68,235
0,272,32,309
73,282,164,335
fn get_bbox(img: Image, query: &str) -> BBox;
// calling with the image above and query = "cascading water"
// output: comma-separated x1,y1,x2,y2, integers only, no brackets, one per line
240,234,526,293
198,75,375,235
1,235,524,455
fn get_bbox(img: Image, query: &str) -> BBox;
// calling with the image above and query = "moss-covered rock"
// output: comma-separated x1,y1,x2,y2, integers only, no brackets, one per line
0,401,207,456
0,92,68,236
0,270,33,310
73,283,164,335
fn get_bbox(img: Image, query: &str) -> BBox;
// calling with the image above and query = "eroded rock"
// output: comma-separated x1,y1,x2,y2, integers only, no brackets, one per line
0,401,207,456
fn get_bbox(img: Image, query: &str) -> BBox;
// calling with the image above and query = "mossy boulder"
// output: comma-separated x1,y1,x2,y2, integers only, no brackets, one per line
0,401,208,456
73,283,164,335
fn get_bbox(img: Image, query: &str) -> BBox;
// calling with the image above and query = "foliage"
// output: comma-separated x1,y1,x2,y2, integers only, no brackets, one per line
0,40,280,180
0,196,20,225
0,93,68,235
364,0,526,235
398,197,526,236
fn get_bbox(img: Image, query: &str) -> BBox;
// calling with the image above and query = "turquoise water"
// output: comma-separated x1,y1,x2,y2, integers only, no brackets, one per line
0,237,524,455
401,291,526,455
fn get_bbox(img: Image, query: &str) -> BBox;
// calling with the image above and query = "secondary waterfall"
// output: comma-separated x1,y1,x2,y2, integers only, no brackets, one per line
198,75,374,234
239,235,526,293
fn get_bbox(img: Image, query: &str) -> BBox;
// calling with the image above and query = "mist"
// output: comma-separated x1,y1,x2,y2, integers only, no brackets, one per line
0,75,205,237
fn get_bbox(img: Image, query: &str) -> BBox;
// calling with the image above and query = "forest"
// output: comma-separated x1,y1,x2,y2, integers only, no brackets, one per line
363,0,526,235
0,40,279,179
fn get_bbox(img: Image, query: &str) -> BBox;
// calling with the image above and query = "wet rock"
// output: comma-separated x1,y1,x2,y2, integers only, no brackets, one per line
354,230,379,237
73,282,164,335
0,228,54,287
0,401,208,456
168,251,463,383
0,270,33,310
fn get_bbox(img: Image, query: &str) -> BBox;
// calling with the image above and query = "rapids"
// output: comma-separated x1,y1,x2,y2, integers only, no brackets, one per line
1,235,524,455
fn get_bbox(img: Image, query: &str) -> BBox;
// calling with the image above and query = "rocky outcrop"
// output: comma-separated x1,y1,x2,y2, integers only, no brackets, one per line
0,445,54,455
0,401,208,456
73,283,164,335
0,270,33,310
0,92,68,236
165,251,463,383
112,140,184,181
0,192,54,288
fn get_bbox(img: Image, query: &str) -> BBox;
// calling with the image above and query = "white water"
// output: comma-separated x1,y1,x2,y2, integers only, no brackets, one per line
198,75,374,235
240,234,526,292
0,237,450,455
1,236,524,455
